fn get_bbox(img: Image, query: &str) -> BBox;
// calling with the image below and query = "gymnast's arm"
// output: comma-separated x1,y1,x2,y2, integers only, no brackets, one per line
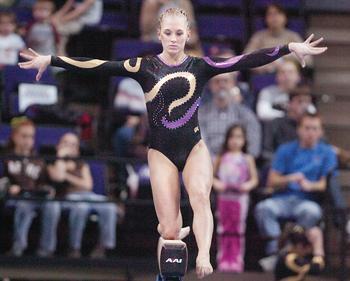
202,34,327,77
18,48,142,81
203,45,291,77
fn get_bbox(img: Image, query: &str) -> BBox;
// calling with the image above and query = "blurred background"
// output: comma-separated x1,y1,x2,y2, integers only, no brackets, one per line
0,0,350,280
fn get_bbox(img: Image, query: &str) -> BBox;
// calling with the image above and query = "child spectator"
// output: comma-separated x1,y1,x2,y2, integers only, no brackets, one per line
213,124,258,272
3,117,60,257
275,223,325,281
52,0,103,56
25,0,59,55
0,11,25,67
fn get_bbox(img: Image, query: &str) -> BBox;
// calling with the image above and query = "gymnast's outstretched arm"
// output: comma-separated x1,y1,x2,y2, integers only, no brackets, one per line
18,48,143,81
202,34,327,78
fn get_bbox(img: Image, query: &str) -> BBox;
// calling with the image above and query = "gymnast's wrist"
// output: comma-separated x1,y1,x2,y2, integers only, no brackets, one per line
50,55,55,66
288,42,295,53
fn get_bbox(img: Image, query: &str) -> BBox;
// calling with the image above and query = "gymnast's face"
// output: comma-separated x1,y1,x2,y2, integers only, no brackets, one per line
158,14,190,56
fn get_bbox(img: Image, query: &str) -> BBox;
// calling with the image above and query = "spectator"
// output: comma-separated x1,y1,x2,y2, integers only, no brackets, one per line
255,113,336,271
244,3,308,74
257,59,301,121
3,117,60,257
140,0,203,57
111,78,150,199
201,48,255,110
111,77,148,158
199,74,262,158
0,0,17,8
25,0,60,55
263,85,315,161
52,0,103,56
0,11,25,67
48,132,117,258
274,223,325,281
213,124,258,272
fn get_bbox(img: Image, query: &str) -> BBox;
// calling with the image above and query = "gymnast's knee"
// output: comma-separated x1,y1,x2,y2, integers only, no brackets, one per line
159,224,181,240
188,186,211,208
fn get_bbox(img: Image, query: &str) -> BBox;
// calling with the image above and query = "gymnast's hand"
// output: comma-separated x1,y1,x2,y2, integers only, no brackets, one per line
18,48,51,81
288,34,327,68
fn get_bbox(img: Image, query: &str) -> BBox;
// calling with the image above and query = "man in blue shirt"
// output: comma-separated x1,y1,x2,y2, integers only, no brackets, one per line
255,113,337,270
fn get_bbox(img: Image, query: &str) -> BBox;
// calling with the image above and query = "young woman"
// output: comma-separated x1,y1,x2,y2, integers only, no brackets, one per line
18,7,326,278
213,125,258,272
48,133,117,258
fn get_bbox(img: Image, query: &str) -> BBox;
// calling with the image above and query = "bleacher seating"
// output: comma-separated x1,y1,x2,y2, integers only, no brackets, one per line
0,124,75,151
2,65,57,116
112,39,162,60
197,15,246,42
251,0,302,11
88,160,108,195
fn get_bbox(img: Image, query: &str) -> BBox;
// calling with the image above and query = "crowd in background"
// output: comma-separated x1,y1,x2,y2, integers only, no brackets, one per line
0,1,348,280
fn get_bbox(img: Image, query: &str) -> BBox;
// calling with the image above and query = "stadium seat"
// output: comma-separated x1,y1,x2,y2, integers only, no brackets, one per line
93,11,129,32
196,0,243,9
2,65,57,117
88,160,108,195
197,15,246,42
112,39,162,60
250,73,276,94
0,125,11,147
14,7,33,25
0,124,74,151
252,0,301,10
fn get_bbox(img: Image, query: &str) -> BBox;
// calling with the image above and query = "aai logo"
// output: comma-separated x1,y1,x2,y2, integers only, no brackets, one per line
166,258,183,263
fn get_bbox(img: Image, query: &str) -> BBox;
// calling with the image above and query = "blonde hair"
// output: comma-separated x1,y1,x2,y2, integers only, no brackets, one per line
158,7,189,29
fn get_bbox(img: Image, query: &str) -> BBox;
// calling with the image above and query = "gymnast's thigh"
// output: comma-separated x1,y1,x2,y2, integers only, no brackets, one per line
148,148,181,225
182,140,213,197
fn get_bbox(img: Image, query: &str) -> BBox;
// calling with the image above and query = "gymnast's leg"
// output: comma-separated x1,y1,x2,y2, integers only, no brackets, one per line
182,140,214,279
148,148,183,241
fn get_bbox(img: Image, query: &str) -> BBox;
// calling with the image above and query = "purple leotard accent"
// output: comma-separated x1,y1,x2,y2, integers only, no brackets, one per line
266,46,281,57
157,55,189,67
161,97,201,129
203,55,245,68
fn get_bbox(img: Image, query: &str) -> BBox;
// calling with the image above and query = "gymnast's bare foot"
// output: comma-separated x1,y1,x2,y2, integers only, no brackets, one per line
196,254,213,279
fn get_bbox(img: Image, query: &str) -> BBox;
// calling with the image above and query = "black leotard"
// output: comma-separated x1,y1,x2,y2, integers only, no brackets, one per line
51,45,290,171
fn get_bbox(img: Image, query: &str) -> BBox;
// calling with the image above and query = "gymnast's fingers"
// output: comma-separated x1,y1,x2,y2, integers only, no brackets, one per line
28,48,40,57
19,52,34,61
310,47,328,54
18,62,33,69
305,33,314,43
310,37,324,47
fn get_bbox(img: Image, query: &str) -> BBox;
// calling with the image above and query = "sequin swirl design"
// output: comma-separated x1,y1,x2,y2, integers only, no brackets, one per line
123,58,142,72
145,72,198,130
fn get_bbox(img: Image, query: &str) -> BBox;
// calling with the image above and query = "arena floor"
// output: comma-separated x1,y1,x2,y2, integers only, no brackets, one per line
0,256,342,281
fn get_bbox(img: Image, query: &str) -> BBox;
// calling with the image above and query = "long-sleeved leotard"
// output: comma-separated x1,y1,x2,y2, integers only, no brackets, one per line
51,45,290,171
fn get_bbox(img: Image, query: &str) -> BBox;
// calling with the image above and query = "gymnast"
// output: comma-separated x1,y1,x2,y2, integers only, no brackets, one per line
19,7,326,279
